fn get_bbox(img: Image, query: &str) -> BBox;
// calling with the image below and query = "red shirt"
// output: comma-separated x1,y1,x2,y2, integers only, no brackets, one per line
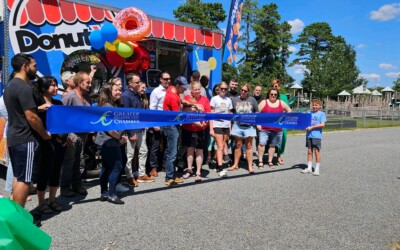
163,86,181,112
182,95,211,132
261,100,283,132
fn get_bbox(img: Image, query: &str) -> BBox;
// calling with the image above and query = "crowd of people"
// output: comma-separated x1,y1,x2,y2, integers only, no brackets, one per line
2,53,326,218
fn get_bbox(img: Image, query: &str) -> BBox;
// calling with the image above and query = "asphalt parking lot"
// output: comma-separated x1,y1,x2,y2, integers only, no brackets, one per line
1,127,399,249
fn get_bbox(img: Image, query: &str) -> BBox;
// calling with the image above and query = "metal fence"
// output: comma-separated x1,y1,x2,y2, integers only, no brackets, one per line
292,108,400,129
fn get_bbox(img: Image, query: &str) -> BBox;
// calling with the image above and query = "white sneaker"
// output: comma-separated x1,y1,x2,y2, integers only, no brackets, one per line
313,171,320,176
301,169,312,174
218,169,228,178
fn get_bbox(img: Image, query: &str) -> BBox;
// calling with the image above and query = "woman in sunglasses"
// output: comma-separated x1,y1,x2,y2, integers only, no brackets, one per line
228,83,259,174
271,79,289,165
210,82,233,177
257,88,291,168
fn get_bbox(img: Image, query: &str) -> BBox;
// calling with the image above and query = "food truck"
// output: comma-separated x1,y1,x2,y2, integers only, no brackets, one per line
0,0,224,165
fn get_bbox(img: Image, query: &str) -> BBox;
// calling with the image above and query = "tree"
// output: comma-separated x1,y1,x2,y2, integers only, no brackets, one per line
393,75,400,92
222,63,238,83
239,3,293,88
292,23,364,98
173,0,226,29
237,0,258,63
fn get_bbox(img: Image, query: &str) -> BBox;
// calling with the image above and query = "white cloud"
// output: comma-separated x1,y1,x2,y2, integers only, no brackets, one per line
288,46,297,52
379,63,396,70
386,72,400,78
357,44,366,48
370,3,400,21
359,73,381,80
290,64,308,74
288,19,304,34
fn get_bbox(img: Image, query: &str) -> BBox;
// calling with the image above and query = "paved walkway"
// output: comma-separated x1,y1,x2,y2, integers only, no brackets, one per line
1,127,400,249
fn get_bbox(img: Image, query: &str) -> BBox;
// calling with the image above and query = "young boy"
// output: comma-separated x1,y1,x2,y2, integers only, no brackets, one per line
301,99,326,176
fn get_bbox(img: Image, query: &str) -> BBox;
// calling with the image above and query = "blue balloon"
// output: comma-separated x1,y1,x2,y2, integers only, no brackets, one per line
101,22,118,43
89,30,104,50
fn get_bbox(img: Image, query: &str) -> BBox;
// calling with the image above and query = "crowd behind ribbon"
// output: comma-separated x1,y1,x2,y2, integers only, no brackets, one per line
2,53,326,222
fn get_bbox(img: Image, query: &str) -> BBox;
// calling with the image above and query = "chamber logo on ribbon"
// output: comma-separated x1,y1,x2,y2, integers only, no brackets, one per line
275,115,286,125
91,111,113,126
170,113,186,122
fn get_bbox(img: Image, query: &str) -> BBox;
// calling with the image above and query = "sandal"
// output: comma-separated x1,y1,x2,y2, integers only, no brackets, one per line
195,175,202,182
258,161,264,170
268,162,275,168
37,204,53,214
277,158,284,165
48,201,63,212
227,166,238,171
183,169,193,179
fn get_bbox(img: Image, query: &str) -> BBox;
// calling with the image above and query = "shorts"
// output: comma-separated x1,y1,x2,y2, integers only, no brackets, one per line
259,130,283,147
213,127,230,135
182,128,205,149
231,123,256,138
306,138,322,150
8,141,41,183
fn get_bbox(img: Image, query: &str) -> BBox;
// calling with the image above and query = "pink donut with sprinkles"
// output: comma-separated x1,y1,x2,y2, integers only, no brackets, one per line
113,7,151,42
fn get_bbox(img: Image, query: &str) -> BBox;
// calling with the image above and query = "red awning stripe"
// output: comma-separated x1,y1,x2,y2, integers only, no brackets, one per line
59,1,77,24
26,0,45,25
90,6,106,22
75,3,91,23
8,0,222,48
42,0,62,25
163,22,175,40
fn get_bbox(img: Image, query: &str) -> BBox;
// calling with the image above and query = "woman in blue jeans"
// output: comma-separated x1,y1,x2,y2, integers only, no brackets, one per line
95,83,127,204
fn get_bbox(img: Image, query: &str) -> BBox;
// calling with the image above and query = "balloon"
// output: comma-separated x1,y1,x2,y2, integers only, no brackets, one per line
116,42,134,58
101,23,118,43
89,30,104,50
123,61,140,73
141,60,150,71
106,51,125,67
105,39,120,51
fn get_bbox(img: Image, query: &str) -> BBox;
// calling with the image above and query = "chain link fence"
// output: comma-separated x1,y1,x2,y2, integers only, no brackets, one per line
322,108,400,129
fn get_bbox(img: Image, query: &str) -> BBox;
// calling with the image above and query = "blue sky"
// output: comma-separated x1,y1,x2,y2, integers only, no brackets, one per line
91,0,400,88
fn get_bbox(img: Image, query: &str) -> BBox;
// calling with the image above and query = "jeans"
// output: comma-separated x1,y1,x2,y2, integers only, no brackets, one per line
163,125,179,180
99,144,123,197
125,130,148,178
60,136,83,189
149,128,165,169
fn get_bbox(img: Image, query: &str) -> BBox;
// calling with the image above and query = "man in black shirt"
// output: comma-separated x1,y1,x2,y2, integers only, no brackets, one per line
4,53,51,207
225,78,239,99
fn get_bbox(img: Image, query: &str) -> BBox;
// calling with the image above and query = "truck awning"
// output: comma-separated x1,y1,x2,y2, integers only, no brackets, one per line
8,0,222,49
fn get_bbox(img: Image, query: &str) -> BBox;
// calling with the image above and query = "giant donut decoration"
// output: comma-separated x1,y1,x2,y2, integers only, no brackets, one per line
113,7,151,42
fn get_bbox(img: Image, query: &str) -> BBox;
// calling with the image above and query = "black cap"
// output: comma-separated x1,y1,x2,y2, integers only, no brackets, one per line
174,76,190,89
192,70,201,78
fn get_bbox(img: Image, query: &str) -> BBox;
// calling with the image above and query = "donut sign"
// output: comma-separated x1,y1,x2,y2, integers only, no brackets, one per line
113,7,151,42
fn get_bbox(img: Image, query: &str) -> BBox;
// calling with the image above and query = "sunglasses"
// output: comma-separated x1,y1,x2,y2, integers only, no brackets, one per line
220,88,227,91
241,89,249,93
270,93,278,96
162,78,171,81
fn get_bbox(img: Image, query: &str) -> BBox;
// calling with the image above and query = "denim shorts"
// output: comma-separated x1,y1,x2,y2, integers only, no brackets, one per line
259,130,283,147
231,123,256,138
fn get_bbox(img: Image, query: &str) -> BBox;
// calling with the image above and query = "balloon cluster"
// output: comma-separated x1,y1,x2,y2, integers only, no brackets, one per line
89,22,136,67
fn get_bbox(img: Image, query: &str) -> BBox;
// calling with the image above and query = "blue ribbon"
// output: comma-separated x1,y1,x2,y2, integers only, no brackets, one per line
47,106,311,134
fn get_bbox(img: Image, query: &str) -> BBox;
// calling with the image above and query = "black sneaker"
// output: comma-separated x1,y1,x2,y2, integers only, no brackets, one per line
223,155,231,163
30,211,42,227
107,196,124,205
